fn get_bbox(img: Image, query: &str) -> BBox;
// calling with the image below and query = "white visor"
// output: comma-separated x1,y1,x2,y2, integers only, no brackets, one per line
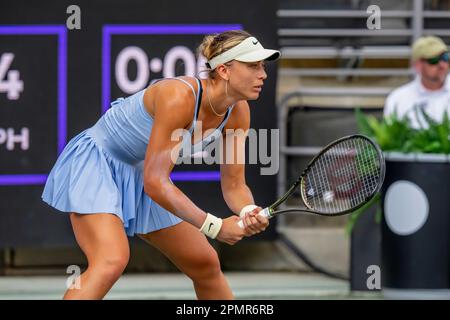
207,36,280,70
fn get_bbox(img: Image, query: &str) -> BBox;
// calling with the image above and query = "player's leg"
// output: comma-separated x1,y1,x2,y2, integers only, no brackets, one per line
139,221,233,300
63,213,130,300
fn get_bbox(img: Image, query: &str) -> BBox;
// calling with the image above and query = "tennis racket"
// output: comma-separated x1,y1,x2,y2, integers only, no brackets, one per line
238,134,385,228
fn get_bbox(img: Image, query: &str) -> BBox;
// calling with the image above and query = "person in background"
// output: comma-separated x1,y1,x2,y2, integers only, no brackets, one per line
384,36,450,128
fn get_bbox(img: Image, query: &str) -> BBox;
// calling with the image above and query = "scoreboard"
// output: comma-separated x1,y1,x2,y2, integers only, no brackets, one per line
0,26,66,186
0,0,278,246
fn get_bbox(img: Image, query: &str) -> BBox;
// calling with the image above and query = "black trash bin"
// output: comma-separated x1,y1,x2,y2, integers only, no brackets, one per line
382,152,450,299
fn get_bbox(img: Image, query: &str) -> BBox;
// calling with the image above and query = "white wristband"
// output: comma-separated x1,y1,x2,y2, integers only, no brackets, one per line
239,205,258,218
199,213,223,239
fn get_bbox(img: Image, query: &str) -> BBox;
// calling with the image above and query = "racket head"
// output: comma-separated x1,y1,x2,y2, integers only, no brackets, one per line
299,134,385,216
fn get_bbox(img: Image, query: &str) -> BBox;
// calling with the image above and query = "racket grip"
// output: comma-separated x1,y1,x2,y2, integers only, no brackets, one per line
237,207,271,229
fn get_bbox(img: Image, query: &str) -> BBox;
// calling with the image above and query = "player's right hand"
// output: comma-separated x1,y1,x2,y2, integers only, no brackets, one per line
216,215,246,245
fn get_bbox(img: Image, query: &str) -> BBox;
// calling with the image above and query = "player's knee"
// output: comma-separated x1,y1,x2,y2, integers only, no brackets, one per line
91,250,129,281
187,248,221,281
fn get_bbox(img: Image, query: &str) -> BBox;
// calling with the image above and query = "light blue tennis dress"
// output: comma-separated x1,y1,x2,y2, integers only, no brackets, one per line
42,77,235,236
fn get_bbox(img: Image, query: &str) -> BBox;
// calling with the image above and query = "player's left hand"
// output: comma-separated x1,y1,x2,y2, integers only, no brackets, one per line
241,206,269,236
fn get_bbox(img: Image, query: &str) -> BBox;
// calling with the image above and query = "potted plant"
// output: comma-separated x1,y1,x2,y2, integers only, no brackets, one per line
349,107,450,298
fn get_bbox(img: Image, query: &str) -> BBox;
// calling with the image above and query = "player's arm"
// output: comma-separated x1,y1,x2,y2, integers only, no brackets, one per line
220,100,268,233
143,81,245,244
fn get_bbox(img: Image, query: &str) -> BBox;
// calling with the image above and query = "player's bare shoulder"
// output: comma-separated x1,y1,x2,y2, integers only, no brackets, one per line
143,77,197,128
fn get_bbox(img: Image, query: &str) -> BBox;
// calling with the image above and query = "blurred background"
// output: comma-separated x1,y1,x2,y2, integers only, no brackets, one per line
0,0,449,299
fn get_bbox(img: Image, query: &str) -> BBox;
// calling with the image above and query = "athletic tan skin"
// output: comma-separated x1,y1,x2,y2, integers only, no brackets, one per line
64,59,270,300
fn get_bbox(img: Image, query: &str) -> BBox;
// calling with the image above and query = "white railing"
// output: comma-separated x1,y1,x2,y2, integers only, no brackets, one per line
277,0,450,78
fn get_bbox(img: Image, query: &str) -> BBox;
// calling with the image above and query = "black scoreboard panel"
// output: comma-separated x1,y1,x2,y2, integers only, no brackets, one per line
0,34,60,177
0,0,279,246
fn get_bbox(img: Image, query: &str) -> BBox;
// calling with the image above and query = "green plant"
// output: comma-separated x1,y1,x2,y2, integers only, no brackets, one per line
355,106,450,154
347,106,450,234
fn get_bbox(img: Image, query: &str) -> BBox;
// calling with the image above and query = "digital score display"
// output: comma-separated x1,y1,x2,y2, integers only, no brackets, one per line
0,26,67,186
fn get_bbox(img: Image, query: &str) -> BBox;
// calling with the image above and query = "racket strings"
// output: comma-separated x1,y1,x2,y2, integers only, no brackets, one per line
302,137,382,214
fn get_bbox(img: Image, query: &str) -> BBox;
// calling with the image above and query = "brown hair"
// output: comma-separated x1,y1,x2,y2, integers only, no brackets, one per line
198,30,252,78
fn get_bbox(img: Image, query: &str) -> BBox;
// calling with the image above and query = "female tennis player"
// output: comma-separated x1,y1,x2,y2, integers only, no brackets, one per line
42,30,280,300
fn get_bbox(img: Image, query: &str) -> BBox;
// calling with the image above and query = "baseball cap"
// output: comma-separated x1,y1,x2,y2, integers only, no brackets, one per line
412,36,448,61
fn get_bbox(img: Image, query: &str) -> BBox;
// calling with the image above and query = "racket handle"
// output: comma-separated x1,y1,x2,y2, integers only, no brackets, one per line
237,207,271,229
